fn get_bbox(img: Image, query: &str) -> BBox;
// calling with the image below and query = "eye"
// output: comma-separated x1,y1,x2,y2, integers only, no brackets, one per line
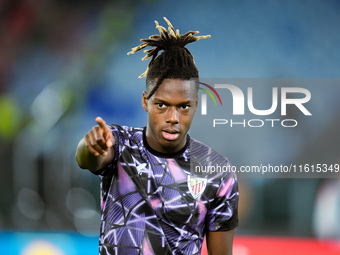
181,105,190,110
157,103,166,109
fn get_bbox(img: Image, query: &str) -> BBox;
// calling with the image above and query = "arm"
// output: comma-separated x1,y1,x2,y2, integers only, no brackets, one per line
206,229,235,255
75,117,115,172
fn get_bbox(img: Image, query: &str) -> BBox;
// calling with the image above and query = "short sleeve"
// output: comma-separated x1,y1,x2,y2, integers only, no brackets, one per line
205,172,239,232
92,125,129,210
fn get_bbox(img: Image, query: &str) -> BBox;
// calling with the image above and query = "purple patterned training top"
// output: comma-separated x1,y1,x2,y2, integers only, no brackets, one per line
94,125,239,255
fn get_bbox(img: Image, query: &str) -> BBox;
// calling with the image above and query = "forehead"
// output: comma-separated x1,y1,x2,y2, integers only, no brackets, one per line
152,79,197,100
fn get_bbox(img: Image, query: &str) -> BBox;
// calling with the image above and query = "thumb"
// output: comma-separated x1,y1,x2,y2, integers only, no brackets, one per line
106,133,115,148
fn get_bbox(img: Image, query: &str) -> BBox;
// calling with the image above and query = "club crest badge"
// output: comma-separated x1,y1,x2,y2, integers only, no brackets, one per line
187,175,207,199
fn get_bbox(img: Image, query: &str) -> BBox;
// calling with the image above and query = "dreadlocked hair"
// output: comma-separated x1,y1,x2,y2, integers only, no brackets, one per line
127,17,210,99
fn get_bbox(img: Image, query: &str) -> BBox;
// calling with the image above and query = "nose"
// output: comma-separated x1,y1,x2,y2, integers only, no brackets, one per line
166,107,179,124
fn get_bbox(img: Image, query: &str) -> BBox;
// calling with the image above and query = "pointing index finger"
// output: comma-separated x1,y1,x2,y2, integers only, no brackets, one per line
96,117,107,130
95,117,113,148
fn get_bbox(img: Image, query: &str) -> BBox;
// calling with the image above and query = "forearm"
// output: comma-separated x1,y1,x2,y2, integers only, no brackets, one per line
207,229,235,255
75,138,112,172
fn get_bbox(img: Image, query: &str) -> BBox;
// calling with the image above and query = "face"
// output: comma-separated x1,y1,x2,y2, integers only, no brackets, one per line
142,79,198,154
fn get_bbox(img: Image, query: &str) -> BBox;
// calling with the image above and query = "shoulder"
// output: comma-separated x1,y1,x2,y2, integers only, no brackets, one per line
97,125,144,176
109,124,143,136
189,137,235,181
108,124,145,162
190,137,230,165
109,124,144,143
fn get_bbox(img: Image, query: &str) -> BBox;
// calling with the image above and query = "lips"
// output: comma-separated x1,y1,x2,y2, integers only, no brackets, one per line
162,130,180,141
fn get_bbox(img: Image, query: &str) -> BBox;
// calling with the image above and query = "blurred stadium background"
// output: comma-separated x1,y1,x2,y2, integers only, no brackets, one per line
0,0,340,254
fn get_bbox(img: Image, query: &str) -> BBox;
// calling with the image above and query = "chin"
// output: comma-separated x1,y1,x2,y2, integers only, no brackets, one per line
164,137,184,148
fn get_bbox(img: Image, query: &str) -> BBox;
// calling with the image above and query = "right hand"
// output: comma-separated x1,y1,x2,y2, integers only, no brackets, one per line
84,117,115,157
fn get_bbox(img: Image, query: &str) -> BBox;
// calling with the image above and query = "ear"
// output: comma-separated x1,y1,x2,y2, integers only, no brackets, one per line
142,91,148,112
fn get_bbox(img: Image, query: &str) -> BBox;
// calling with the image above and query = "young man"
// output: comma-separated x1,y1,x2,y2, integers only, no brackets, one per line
76,18,239,255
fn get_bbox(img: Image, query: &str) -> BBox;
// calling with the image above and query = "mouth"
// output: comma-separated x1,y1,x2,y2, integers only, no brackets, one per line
162,130,180,141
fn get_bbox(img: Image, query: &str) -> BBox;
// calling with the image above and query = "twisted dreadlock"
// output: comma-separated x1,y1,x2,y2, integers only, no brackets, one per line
127,17,210,99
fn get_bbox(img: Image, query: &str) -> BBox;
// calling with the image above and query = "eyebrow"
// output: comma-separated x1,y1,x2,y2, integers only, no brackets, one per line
153,98,193,105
